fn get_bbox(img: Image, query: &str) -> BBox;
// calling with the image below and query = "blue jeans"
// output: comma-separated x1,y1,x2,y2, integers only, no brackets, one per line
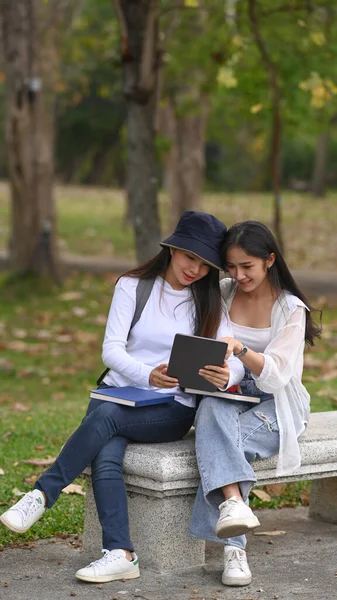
36,390,195,551
189,371,280,549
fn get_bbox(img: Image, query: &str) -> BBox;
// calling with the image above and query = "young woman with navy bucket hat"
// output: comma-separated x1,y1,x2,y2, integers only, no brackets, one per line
190,221,321,588
0,211,245,583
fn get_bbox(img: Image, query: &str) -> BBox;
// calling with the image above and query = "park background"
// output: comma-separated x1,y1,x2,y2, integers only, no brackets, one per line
0,0,336,549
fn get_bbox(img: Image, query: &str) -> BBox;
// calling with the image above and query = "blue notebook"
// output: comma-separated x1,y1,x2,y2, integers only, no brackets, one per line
89,386,175,407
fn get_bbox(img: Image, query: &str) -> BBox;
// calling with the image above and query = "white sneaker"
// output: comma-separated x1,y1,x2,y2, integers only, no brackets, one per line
222,547,252,586
0,489,46,533
75,549,140,583
215,496,260,538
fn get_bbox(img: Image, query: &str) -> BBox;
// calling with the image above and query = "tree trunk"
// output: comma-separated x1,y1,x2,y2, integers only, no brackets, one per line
0,0,60,281
157,100,208,230
119,0,161,264
248,0,284,253
311,130,330,198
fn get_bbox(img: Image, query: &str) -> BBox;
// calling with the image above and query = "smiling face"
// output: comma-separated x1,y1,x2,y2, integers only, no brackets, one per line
165,248,211,289
225,245,275,293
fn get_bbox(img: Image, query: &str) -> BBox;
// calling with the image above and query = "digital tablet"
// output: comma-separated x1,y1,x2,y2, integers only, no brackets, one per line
167,333,228,393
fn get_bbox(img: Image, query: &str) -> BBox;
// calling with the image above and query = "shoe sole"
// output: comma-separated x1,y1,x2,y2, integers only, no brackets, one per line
0,514,31,534
222,574,252,587
215,516,260,538
75,568,140,583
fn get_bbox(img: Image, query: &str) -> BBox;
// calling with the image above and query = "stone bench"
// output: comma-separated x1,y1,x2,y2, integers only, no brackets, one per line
81,410,337,572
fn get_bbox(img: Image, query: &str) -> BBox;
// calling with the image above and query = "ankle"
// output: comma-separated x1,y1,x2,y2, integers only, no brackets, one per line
34,489,47,507
123,549,133,561
225,545,245,554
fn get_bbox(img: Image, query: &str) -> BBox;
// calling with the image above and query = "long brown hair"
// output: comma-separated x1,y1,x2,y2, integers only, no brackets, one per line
120,248,223,339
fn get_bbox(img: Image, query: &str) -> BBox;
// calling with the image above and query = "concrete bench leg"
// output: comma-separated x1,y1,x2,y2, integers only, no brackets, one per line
82,475,205,572
309,478,337,523
127,490,205,572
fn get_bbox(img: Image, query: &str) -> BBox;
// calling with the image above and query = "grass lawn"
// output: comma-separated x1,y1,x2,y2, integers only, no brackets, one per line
0,181,336,271
0,183,336,546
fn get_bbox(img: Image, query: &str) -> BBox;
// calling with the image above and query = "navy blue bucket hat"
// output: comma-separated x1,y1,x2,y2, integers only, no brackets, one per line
160,210,227,270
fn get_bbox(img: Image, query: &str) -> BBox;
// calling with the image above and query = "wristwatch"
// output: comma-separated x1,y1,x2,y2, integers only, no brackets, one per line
234,344,248,358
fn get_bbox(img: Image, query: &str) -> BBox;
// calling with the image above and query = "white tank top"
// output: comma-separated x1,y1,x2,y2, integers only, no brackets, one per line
231,321,271,353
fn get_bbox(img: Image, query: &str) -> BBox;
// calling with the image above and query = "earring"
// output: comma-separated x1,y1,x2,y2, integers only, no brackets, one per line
267,266,271,273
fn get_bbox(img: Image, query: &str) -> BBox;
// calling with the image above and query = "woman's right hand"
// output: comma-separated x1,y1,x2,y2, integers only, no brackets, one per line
149,364,179,388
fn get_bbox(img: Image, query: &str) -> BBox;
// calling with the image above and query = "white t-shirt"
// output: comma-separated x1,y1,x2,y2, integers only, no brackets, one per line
102,276,244,407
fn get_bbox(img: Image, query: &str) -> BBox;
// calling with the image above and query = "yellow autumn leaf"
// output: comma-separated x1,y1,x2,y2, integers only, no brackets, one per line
99,85,110,98
250,134,266,155
250,103,263,114
313,84,327,99
326,80,337,95
232,35,244,48
310,31,326,47
299,80,309,91
217,67,237,88
311,99,324,108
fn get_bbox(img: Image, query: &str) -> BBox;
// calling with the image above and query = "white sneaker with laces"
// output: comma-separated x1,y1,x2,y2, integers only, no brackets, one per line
222,547,252,586
215,496,260,538
75,549,140,583
0,489,46,533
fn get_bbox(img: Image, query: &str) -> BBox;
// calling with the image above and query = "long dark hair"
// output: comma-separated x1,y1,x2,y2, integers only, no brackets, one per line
221,221,321,346
120,248,222,339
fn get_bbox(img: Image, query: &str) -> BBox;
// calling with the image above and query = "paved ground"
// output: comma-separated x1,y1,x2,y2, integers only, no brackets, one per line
1,507,336,600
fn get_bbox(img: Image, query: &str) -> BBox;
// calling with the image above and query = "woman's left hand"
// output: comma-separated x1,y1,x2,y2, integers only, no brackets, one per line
198,360,230,389
218,336,242,359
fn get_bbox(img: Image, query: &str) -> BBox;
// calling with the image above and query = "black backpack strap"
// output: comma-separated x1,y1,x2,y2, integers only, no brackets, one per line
130,277,155,330
96,278,155,386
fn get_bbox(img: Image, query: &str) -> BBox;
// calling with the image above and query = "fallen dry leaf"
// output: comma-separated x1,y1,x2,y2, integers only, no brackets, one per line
22,457,56,467
24,475,39,485
55,334,73,343
264,483,286,497
12,328,28,339
90,314,107,326
52,392,66,402
302,375,318,383
72,307,87,318
321,369,337,381
59,291,83,301
12,488,25,497
300,489,311,506
254,530,286,536
251,489,271,502
0,358,14,372
304,356,323,369
75,330,99,344
62,484,86,496
7,340,27,352
12,402,29,413
35,329,52,340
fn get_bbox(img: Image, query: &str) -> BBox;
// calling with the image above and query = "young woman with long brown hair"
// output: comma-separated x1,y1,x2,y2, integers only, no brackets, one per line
1,211,244,583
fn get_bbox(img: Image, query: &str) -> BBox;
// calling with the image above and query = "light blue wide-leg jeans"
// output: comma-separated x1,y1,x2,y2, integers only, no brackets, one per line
190,374,280,549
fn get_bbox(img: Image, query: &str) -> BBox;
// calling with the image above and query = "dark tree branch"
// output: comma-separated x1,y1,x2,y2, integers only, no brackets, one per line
248,0,283,252
139,0,157,93
114,0,131,58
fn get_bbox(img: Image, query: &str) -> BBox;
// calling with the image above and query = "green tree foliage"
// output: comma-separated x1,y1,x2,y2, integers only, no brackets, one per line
56,0,126,184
